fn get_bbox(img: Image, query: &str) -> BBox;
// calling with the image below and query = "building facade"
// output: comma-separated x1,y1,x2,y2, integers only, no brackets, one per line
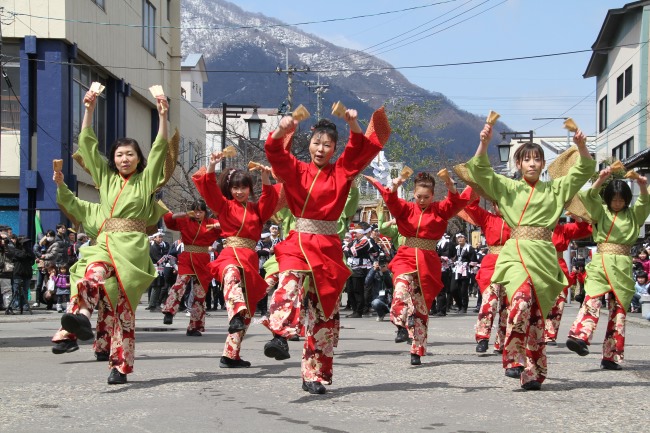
585,1,650,169
0,0,181,237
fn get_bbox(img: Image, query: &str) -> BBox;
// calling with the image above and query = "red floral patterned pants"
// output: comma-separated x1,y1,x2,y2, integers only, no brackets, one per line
262,272,304,339
162,274,206,332
568,292,626,363
222,265,252,359
502,280,547,385
544,287,568,342
475,283,507,350
52,262,136,374
390,273,429,357
267,271,340,384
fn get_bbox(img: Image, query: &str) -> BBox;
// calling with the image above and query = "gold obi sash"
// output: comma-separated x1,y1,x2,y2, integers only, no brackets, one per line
510,226,553,242
597,242,631,256
488,245,503,255
103,218,146,233
404,237,439,251
224,236,256,250
295,217,338,235
184,244,210,254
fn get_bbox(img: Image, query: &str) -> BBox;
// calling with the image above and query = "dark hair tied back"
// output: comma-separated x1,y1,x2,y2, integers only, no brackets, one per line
414,172,435,191
311,119,338,147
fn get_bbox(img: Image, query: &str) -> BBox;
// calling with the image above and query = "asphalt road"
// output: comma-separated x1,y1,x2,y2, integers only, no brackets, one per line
0,299,648,433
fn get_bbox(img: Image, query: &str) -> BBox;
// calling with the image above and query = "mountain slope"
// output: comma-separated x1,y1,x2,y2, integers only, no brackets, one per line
181,0,506,160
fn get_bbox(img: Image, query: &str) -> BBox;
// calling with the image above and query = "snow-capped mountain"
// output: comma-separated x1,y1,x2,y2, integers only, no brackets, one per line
181,0,505,158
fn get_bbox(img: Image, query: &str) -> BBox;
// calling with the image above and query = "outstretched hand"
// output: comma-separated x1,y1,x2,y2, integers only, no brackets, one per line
480,124,493,145
573,129,587,147
271,116,298,139
53,171,64,186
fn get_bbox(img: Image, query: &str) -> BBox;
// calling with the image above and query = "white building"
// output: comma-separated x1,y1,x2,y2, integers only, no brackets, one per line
584,1,650,170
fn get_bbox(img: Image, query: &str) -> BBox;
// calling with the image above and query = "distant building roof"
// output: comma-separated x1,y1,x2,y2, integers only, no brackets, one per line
181,54,208,82
182,54,203,68
537,137,597,155
584,1,650,78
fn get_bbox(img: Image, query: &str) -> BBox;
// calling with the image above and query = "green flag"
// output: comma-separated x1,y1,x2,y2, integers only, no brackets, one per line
34,214,43,239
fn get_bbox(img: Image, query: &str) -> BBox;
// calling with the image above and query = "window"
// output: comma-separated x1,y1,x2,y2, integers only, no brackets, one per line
167,0,171,21
612,137,633,161
72,64,107,154
91,0,105,10
624,66,632,97
598,95,607,132
143,0,156,55
0,43,21,131
616,65,633,103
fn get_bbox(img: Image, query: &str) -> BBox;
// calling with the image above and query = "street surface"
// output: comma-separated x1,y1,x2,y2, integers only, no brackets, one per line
1,299,648,433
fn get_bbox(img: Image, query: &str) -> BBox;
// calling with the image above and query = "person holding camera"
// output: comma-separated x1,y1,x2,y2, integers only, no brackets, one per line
366,260,393,321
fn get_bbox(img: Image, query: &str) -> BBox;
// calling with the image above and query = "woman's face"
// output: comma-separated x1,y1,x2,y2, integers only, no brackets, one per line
516,153,545,183
231,185,251,204
413,185,433,210
193,209,206,221
114,144,140,177
309,132,335,168
610,194,626,212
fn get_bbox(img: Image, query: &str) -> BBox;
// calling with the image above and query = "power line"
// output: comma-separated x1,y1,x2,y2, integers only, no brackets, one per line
3,2,461,31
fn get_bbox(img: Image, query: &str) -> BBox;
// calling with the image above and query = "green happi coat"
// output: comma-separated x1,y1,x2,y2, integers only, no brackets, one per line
465,153,595,317
70,127,168,311
56,183,118,295
578,187,650,309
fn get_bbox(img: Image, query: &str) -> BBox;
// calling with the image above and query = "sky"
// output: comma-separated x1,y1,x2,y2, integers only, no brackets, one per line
231,0,630,137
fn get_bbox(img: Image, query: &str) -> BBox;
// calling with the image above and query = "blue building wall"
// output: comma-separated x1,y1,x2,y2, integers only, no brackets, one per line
19,38,73,239
17,37,131,240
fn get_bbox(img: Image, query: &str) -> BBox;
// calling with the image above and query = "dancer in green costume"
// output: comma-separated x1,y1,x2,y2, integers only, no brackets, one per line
567,167,650,370
463,123,594,390
54,90,170,385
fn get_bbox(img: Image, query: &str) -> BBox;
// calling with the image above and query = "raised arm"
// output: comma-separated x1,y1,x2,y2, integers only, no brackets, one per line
142,98,170,191
633,175,650,223
192,167,227,217
266,116,301,183
77,91,108,185
365,176,409,220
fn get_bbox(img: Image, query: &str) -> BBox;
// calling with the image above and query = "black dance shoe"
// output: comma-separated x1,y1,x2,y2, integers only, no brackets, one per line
186,329,202,337
94,351,109,362
219,356,251,368
264,335,290,360
163,312,173,325
600,359,622,370
107,368,127,385
51,339,79,354
61,313,94,341
302,380,326,394
521,380,542,391
505,366,524,379
228,315,245,334
394,326,409,343
566,337,589,356
475,339,489,353
410,354,421,365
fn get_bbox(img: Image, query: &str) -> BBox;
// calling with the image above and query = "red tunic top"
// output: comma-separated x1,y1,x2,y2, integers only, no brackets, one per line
370,178,466,309
162,212,221,291
552,221,592,286
265,130,382,318
463,197,511,294
192,170,278,314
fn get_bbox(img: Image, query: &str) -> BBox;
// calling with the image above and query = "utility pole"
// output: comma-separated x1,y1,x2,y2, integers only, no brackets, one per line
302,75,329,120
275,47,309,113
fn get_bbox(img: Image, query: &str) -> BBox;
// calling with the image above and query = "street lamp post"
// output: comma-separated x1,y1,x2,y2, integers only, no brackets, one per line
497,130,534,164
220,103,261,170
